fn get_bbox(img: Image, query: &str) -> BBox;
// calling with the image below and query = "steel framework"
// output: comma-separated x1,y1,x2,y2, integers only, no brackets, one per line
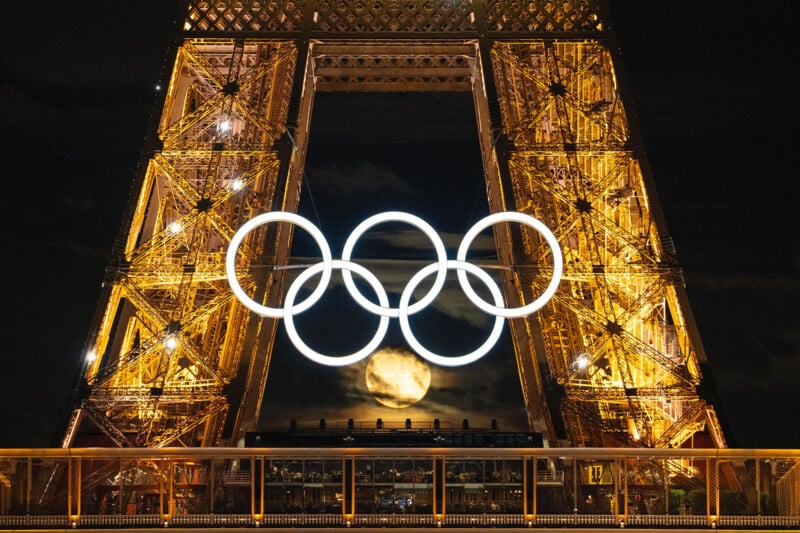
63,0,726,450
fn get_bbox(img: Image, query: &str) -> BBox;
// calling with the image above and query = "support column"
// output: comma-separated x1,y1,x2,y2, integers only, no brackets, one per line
433,457,446,521
251,457,263,520
342,457,355,521
524,456,537,520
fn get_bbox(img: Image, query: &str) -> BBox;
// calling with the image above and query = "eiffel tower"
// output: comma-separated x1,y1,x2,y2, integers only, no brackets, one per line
62,0,726,449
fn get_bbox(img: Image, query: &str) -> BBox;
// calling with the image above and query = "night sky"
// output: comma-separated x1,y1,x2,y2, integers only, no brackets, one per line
0,1,797,449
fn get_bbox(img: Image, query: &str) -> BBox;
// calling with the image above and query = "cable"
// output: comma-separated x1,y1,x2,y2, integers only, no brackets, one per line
302,170,323,233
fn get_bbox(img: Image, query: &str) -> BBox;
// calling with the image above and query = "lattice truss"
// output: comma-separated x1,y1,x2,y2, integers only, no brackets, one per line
491,41,725,448
311,43,474,92
183,0,603,33
67,39,297,447
484,0,603,32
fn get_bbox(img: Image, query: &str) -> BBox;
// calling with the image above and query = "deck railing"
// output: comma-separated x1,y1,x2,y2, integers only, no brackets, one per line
0,447,798,529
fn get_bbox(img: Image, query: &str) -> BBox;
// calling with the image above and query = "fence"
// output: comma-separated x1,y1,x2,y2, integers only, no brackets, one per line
0,447,798,529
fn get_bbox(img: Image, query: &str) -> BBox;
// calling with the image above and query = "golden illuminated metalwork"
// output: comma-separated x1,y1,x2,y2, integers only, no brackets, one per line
64,0,725,450
64,40,297,447
490,40,724,448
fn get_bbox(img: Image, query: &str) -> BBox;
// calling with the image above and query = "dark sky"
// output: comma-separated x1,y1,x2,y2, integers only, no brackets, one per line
0,1,797,449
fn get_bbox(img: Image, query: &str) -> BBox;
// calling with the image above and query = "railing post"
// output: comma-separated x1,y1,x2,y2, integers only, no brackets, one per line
342,456,354,523
523,455,536,522
160,458,173,523
616,458,627,524
68,456,81,523
251,456,263,522
755,458,761,516
662,458,669,518
707,457,719,524
572,459,578,514
66,456,72,523
433,456,445,524
26,457,31,516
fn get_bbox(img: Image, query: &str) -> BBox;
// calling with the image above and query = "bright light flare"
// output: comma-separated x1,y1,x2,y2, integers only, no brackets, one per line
164,335,178,352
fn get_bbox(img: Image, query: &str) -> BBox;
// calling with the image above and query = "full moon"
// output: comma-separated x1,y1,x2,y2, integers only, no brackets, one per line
365,348,432,408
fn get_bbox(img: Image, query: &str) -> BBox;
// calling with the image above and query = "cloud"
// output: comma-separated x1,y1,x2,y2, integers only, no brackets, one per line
286,226,503,329
306,161,414,202
295,259,500,329
260,332,529,433
359,229,496,255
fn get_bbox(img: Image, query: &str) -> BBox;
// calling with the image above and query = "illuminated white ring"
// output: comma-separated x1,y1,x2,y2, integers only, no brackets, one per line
398,260,505,367
226,212,332,318
456,212,563,318
341,211,448,318
283,260,390,367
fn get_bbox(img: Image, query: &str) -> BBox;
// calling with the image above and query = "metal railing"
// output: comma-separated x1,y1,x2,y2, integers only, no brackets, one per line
0,447,798,529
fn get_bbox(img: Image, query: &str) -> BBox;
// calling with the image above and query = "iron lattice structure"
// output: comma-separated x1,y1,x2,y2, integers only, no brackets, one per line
64,0,725,449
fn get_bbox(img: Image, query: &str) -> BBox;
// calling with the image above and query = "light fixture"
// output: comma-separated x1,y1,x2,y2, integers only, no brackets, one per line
86,350,97,363
218,118,232,133
230,178,244,191
167,221,181,234
164,335,177,353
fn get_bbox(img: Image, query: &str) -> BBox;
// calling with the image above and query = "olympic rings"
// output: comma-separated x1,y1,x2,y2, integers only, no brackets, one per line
457,211,563,318
341,212,447,318
283,260,391,367
226,211,562,367
399,261,505,367
226,212,332,318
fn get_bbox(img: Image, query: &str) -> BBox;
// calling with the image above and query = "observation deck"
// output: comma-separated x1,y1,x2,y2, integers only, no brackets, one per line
1,443,798,531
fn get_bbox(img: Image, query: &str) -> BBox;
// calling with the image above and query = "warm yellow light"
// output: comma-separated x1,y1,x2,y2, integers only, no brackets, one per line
365,347,431,408
628,418,641,441
164,335,178,352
